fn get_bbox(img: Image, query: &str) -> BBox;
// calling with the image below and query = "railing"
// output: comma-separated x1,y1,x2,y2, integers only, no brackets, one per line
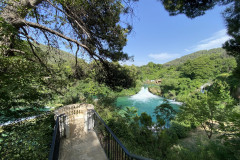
48,114,66,160
48,108,151,160
91,110,152,160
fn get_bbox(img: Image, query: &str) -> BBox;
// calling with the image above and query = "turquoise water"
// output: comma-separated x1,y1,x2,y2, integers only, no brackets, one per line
116,87,181,122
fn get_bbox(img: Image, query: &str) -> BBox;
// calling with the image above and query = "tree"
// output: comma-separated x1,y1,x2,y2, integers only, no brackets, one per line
139,62,163,80
0,0,134,61
154,100,176,130
0,0,138,114
180,56,215,79
0,0,138,86
222,1,240,76
93,61,138,90
178,80,234,139
140,112,153,127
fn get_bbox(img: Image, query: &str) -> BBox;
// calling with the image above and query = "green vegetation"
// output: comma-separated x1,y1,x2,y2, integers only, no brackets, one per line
164,48,227,67
99,48,239,160
1,0,240,159
1,44,239,159
0,114,54,160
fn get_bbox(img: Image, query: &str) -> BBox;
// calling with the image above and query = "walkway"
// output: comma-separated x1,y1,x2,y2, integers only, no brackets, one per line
58,122,107,160
54,104,107,160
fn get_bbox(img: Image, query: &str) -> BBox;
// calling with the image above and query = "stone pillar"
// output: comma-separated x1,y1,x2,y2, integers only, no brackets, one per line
64,116,70,138
87,104,95,131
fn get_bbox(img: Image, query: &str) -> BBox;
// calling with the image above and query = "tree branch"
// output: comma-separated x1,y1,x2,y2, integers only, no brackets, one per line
22,20,107,65
23,20,89,52
8,49,26,54
75,45,79,67
45,0,91,39
19,31,39,44
21,26,51,73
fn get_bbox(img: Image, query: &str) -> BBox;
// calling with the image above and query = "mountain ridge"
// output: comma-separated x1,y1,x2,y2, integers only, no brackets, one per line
163,48,227,67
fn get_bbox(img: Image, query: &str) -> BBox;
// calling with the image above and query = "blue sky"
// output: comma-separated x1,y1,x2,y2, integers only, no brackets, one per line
122,0,230,66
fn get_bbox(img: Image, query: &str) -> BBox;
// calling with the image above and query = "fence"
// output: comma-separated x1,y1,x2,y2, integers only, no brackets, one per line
48,114,66,160
49,110,152,160
91,110,152,160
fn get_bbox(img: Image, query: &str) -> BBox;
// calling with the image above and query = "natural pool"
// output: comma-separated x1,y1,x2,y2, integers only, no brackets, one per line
116,87,182,122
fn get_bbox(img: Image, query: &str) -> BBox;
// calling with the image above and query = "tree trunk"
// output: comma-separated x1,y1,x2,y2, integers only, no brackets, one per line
0,0,43,55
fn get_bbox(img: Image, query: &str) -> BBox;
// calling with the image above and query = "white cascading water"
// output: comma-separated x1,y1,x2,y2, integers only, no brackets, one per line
130,87,159,101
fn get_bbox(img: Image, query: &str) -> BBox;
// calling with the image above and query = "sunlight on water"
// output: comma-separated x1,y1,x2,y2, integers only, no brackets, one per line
116,87,181,122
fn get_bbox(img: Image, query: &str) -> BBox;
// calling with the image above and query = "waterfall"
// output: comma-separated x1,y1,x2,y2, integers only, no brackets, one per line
130,87,159,102
200,83,212,93
200,86,205,93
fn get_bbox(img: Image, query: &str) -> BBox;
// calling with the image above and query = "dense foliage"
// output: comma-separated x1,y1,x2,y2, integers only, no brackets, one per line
96,48,239,159
96,78,240,160
1,0,240,159
0,113,55,160
1,39,239,160
164,48,227,67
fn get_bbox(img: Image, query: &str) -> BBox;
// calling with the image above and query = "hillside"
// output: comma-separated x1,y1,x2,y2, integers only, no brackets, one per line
37,43,76,64
164,48,227,66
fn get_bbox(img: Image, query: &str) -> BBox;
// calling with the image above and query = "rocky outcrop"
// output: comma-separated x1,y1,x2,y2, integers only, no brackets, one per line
148,87,161,96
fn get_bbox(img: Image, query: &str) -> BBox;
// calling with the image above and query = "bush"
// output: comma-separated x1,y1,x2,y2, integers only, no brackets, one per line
166,140,238,160
0,113,54,160
169,121,190,139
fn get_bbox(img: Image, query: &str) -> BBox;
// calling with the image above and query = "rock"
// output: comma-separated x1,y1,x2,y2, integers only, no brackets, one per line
148,87,161,96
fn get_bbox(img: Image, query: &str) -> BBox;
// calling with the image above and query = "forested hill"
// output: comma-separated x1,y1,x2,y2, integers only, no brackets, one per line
164,48,227,66
37,43,76,64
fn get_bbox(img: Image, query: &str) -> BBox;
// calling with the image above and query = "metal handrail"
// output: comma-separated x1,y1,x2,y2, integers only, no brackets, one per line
92,110,152,160
48,110,152,160
48,114,65,160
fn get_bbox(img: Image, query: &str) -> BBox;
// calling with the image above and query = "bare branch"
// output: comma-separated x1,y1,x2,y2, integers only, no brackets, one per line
75,45,79,67
8,49,25,54
22,20,107,65
23,20,89,51
45,0,91,39
21,26,52,73
19,31,39,44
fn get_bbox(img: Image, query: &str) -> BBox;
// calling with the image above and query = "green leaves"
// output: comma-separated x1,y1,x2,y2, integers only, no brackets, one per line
178,79,235,139
159,0,218,18
179,53,236,80
154,99,176,129
0,114,54,160
94,62,137,90
140,112,152,127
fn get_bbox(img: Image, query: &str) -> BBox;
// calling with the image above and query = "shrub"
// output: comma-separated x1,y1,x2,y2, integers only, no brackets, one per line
170,121,190,139
0,114,54,160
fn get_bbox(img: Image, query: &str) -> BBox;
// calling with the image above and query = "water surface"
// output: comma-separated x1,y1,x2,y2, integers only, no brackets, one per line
116,87,181,121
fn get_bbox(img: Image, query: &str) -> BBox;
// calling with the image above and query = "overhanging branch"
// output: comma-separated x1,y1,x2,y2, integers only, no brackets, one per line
22,20,107,65
23,20,90,51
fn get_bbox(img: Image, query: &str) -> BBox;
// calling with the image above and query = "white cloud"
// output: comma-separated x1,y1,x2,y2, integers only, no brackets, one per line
148,53,181,63
187,29,230,52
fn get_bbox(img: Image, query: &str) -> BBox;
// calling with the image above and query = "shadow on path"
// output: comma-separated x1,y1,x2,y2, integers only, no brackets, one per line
59,120,107,160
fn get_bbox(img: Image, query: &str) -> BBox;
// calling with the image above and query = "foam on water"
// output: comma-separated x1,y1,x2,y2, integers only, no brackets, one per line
168,100,183,105
130,87,159,101
116,87,182,122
